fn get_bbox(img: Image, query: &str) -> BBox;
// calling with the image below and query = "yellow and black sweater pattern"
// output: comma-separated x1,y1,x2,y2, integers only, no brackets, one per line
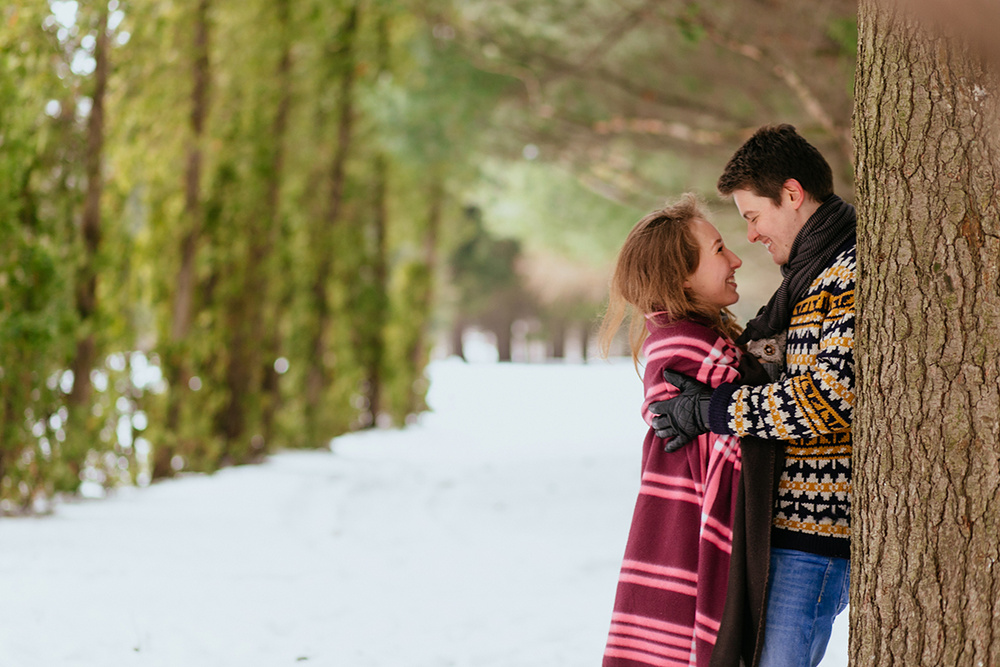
709,243,855,558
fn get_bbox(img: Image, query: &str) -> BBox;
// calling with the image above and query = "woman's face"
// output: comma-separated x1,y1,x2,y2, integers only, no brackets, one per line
683,218,742,310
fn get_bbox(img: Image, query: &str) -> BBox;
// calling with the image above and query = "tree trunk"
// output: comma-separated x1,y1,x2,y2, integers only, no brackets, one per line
364,14,392,426
549,317,566,360
68,6,109,409
449,319,466,361
305,3,359,438
218,0,294,460
259,0,293,446
853,2,1000,664
400,176,444,417
174,0,210,345
164,0,210,441
495,321,513,362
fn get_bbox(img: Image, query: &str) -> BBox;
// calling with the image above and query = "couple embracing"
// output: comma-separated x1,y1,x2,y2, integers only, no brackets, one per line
600,125,855,667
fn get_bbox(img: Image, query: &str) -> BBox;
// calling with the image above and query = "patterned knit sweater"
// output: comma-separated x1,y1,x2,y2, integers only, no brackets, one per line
708,242,855,559
605,318,743,667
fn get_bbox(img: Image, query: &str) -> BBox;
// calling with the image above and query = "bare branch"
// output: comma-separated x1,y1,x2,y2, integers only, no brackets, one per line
593,115,725,145
573,0,660,70
682,4,853,152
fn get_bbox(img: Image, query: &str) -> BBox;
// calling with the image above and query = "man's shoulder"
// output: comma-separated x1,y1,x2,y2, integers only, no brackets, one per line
810,241,856,292
835,240,857,266
790,242,856,319
827,238,856,270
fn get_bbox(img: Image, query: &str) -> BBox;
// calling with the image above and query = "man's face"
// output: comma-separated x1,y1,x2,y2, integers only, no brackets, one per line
732,187,806,266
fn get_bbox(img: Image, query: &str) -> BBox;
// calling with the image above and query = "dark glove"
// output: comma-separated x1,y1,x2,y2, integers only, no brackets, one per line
649,369,712,452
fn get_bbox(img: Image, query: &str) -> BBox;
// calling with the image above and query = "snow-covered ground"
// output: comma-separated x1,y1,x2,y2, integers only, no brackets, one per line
0,353,847,666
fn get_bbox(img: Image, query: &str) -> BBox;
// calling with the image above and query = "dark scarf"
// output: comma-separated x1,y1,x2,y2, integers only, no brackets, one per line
737,194,856,344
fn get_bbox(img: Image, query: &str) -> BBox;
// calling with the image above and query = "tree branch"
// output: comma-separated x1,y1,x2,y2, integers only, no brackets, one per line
683,4,853,152
573,0,660,70
593,115,725,145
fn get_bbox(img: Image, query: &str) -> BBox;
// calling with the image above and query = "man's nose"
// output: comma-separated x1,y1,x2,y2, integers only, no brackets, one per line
746,222,759,244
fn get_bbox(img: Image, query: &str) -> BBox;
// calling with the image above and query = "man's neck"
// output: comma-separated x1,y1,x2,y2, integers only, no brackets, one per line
800,196,823,222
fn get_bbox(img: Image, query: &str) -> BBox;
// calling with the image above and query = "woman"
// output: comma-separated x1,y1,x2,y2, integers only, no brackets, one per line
598,194,745,667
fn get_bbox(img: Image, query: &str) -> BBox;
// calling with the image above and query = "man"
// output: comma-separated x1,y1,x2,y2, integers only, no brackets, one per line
651,124,855,667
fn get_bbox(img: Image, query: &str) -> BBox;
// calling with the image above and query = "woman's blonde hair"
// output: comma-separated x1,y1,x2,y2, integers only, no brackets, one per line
598,193,742,366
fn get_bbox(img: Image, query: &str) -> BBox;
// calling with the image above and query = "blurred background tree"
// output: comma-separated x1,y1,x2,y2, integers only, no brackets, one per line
0,0,857,510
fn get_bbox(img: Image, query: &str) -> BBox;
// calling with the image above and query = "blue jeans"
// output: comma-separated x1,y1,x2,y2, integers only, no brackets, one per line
758,548,850,667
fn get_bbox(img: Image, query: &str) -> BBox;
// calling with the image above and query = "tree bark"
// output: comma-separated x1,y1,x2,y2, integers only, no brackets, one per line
495,322,513,363
853,1,1000,664
259,0,293,446
548,317,566,360
218,0,294,458
365,13,391,425
164,0,211,442
449,319,466,361
173,0,210,343
305,3,359,435
413,176,443,362
401,175,444,416
68,6,109,409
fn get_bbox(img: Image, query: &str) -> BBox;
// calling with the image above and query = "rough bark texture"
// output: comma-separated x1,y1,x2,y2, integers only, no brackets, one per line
853,1,1000,665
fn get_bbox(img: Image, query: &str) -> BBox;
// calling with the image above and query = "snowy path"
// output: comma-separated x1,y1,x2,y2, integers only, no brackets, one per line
0,359,846,666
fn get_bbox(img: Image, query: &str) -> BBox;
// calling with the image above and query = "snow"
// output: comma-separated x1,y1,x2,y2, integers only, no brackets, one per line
0,354,847,666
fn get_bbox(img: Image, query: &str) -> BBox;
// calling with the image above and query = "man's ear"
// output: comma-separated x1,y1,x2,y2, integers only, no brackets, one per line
782,179,806,210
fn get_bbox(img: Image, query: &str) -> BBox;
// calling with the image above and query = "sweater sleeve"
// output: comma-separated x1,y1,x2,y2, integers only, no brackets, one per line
709,253,855,441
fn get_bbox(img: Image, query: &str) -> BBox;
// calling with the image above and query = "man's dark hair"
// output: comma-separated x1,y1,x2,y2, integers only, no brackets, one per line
717,124,834,205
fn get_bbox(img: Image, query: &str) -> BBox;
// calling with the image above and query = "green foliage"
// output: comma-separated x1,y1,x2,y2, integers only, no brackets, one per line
471,158,642,266
0,3,81,509
827,17,859,96
676,5,708,44
448,206,525,322
827,18,859,57
383,257,434,420
0,0,857,510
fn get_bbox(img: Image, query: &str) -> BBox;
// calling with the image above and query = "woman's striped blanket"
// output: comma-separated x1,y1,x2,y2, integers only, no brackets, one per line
604,317,742,667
